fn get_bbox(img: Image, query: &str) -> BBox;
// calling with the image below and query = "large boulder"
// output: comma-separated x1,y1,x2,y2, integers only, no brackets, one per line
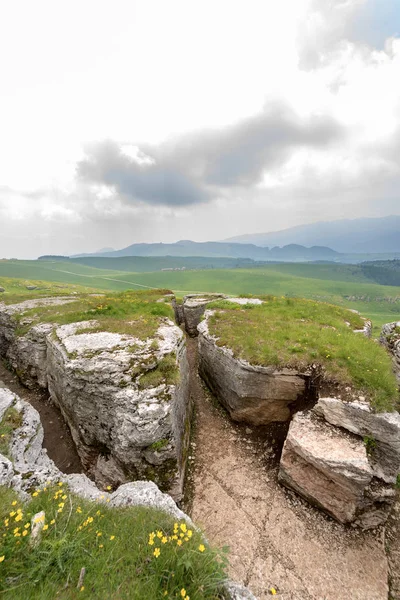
380,321,400,382
198,310,309,424
46,319,191,497
314,397,400,483
278,411,396,528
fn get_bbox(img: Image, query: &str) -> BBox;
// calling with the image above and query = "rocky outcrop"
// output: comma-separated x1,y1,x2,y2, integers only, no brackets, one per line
0,298,192,498
46,319,191,497
198,310,310,425
179,294,226,336
380,321,400,382
0,297,75,384
279,406,397,528
315,397,400,483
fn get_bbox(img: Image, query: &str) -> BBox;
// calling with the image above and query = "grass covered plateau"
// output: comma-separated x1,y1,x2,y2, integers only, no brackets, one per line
207,297,399,412
12,289,175,341
0,485,228,599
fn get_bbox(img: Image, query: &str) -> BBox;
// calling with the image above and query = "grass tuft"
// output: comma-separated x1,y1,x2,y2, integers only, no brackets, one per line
0,484,228,599
0,406,23,458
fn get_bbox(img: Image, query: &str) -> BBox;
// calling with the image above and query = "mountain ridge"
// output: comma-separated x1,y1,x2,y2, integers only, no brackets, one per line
222,215,400,253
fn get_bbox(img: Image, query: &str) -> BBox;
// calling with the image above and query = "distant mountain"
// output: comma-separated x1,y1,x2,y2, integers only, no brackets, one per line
223,216,400,254
73,241,339,262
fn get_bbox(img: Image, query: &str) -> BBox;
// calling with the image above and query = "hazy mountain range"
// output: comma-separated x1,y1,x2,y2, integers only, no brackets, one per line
223,216,400,254
71,216,400,263
74,241,338,262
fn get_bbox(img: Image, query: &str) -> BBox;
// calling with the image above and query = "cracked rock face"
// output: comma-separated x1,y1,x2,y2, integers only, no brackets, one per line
197,311,308,425
46,319,191,497
279,410,396,528
179,294,227,336
0,299,192,498
315,397,400,483
380,321,400,382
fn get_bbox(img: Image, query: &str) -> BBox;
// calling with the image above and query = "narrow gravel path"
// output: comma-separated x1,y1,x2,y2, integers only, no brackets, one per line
0,360,82,474
185,338,390,600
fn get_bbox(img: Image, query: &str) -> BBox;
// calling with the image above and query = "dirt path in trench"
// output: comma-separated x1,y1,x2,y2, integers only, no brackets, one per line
0,360,82,474
185,338,393,600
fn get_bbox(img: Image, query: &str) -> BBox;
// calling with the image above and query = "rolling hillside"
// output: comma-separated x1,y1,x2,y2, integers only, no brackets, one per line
1,259,399,331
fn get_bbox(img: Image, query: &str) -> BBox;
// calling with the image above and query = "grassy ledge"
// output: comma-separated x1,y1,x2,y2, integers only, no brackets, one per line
0,485,228,599
10,290,175,342
206,297,399,412
0,407,23,458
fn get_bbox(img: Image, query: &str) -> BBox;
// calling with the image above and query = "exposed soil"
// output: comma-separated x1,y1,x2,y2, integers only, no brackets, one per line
0,360,82,474
185,338,392,600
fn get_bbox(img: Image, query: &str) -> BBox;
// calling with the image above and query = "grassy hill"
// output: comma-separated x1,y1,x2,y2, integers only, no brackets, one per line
1,260,399,333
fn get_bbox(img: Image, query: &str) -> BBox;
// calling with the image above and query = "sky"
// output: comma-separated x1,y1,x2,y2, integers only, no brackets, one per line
0,0,399,258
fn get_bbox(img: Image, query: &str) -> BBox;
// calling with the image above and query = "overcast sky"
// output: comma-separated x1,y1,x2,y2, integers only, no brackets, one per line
1,0,399,258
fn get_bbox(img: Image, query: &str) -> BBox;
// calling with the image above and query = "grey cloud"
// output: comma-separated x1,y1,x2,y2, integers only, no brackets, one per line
77,105,342,206
298,0,400,70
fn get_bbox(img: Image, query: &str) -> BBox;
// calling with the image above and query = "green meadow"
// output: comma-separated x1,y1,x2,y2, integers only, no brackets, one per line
0,259,399,333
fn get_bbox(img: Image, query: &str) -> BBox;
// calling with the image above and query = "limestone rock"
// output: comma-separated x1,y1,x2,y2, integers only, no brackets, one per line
46,318,191,497
279,411,395,526
198,313,308,424
314,397,400,483
181,294,226,336
223,581,257,600
0,297,75,379
7,323,53,388
380,321,400,382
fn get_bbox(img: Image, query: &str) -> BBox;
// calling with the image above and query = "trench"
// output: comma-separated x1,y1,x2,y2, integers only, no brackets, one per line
0,359,82,474
183,335,393,600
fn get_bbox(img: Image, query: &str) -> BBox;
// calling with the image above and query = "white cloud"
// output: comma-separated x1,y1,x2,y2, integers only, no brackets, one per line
0,0,399,257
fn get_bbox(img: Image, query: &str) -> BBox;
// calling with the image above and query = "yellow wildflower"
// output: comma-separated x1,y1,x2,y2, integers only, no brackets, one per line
11,501,17,506
9,511,16,517
180,523,187,533
22,530,28,537
153,548,160,558
80,586,84,592
180,590,186,598
198,544,205,552
156,530,163,538
110,535,115,541
43,525,48,531
50,519,55,525
58,502,65,508
58,482,63,487
99,544,104,548
0,556,4,563
161,536,168,544
187,530,192,538
270,588,277,596
97,532,102,537
24,523,30,529
15,514,22,522
32,492,39,497
177,540,183,546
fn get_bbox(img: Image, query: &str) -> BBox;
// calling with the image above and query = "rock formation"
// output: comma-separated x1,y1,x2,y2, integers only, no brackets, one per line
278,405,398,528
380,320,400,382
0,296,191,498
198,307,311,425
174,294,226,336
